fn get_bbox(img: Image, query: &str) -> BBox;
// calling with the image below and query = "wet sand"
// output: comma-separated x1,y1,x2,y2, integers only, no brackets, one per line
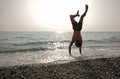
0,57,120,79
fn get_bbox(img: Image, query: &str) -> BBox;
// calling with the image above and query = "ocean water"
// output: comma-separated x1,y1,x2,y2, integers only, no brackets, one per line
0,31,120,66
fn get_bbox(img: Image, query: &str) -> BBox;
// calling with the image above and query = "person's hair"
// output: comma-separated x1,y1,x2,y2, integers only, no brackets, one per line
75,40,82,47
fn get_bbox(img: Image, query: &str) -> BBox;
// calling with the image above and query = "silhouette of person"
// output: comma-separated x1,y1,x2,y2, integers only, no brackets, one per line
69,4,88,55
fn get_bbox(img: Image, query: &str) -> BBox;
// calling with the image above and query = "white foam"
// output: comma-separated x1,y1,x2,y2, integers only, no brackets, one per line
0,47,120,67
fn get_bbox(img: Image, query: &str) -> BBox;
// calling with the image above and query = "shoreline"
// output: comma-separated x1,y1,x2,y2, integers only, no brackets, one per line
0,47,120,67
0,57,120,79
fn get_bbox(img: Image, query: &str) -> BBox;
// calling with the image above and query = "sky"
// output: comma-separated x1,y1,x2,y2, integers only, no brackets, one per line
0,0,120,32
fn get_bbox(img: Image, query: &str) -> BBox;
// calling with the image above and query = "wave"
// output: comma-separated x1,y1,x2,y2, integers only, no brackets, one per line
12,41,49,46
106,37,120,42
0,40,70,53
0,45,69,53
0,41,69,53
0,47,55,53
1,37,119,53
84,37,120,43
1,32,120,53
11,40,70,46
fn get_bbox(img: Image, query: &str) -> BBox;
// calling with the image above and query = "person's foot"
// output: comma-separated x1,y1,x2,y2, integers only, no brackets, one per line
76,10,80,16
85,4,88,9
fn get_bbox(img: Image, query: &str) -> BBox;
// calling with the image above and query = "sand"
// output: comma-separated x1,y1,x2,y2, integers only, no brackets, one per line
0,57,120,79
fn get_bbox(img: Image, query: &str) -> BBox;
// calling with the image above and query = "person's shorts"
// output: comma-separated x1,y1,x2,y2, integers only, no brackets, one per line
72,22,82,31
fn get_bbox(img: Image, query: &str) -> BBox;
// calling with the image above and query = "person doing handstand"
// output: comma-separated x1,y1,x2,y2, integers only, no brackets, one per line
69,4,88,55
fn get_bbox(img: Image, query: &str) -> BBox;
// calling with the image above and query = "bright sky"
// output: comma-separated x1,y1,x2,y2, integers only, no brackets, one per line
0,0,120,31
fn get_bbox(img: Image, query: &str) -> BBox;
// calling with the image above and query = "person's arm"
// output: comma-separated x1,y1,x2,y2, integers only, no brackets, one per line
79,47,82,54
70,10,79,23
69,41,74,55
79,4,88,23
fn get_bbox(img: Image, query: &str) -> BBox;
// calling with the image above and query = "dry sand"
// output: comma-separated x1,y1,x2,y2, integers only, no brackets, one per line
0,57,120,79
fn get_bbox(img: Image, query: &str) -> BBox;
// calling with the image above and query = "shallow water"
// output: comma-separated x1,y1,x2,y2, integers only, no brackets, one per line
0,31,120,66
0,47,120,67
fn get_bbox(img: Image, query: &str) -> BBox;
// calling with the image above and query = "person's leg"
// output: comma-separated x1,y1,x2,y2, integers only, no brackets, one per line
79,4,88,23
70,10,79,23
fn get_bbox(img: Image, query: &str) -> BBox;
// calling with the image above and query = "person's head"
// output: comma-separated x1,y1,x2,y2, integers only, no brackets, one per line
75,40,82,48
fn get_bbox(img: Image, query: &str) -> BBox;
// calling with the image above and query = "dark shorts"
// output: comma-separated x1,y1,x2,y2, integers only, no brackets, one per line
72,22,82,31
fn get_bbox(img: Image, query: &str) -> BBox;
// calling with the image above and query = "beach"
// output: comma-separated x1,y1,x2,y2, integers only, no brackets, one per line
0,57,120,79
0,32,120,79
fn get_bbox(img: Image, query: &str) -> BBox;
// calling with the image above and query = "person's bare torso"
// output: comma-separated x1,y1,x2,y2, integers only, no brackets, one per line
72,31,82,41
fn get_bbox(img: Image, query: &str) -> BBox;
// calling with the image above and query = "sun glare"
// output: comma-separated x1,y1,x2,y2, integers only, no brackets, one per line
27,0,88,31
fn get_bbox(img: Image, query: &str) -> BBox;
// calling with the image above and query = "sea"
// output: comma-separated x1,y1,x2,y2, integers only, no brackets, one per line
0,31,120,67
